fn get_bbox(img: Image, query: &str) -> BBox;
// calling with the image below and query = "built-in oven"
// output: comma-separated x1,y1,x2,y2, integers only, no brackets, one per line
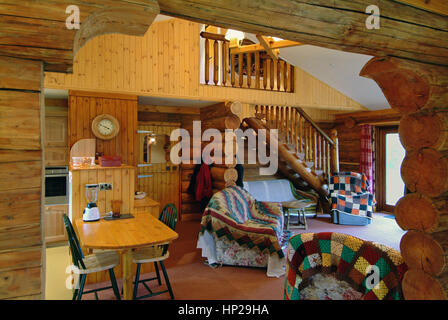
45,166,69,205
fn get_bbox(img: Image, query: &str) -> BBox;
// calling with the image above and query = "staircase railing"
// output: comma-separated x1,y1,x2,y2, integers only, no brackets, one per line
200,32,295,92
255,105,339,180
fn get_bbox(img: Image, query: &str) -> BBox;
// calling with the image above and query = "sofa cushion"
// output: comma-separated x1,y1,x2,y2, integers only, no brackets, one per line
207,186,254,224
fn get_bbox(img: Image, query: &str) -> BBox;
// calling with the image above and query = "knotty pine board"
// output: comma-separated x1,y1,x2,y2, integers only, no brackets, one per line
45,19,364,112
68,92,138,166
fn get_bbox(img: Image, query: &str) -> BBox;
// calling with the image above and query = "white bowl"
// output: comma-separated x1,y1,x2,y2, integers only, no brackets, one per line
134,192,146,200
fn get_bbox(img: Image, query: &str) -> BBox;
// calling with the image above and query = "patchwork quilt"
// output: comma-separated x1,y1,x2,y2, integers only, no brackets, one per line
284,232,408,300
199,186,285,259
329,172,374,219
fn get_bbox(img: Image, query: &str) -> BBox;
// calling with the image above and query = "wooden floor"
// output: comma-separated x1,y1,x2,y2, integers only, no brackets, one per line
45,212,404,300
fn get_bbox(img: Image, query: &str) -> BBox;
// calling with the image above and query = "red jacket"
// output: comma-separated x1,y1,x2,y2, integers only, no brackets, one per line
195,162,213,201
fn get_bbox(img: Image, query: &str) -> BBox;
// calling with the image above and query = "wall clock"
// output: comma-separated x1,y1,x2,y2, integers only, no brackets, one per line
91,114,120,140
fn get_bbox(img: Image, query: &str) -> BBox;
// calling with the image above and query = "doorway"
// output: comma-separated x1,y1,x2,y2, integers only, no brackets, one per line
137,122,181,213
375,126,406,212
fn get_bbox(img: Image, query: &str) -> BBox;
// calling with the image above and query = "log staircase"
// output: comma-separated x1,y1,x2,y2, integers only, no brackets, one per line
242,105,340,204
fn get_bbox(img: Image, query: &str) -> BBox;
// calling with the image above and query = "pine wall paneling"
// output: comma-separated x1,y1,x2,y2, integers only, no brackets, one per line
68,91,138,167
45,19,365,112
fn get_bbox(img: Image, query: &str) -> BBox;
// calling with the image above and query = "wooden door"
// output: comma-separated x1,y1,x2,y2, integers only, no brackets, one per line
44,204,68,243
375,126,406,212
137,122,180,213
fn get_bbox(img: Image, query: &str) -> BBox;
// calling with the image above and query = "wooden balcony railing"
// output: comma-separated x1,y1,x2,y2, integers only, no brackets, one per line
200,32,295,92
255,105,339,179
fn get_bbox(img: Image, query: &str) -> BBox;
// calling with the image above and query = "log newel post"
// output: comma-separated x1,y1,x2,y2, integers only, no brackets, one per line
330,128,339,174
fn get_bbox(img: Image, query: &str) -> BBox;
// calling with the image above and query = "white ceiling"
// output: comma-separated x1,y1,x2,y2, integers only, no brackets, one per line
279,46,389,110
245,34,389,110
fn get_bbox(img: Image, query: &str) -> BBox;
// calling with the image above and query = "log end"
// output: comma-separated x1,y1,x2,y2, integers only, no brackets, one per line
360,57,430,113
400,230,445,276
394,193,439,233
402,269,446,300
401,148,448,198
399,112,445,151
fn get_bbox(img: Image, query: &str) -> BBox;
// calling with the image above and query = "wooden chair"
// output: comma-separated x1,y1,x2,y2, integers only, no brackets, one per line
132,204,178,300
63,214,121,300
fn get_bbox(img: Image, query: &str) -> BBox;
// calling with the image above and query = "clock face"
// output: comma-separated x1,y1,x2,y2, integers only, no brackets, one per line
98,119,114,136
92,114,119,140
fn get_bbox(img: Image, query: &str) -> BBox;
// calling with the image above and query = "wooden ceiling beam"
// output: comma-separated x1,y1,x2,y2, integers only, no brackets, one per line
158,0,448,67
138,105,200,115
256,34,279,60
0,0,160,73
230,39,303,54
396,0,448,16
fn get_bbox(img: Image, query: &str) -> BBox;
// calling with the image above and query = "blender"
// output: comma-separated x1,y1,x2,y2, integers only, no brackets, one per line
83,184,100,222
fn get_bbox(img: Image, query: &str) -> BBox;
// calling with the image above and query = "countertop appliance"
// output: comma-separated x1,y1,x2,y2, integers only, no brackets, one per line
45,166,69,205
83,184,100,222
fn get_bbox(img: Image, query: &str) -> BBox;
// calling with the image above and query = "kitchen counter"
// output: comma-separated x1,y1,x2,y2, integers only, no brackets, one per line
69,165,136,221
69,164,136,171
134,197,160,218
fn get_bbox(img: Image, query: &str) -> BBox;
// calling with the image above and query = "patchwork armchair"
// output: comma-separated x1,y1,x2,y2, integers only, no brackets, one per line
284,232,408,300
329,172,374,225
197,186,286,277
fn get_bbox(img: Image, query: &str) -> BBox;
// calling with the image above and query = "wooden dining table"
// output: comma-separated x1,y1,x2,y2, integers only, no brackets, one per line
75,213,179,300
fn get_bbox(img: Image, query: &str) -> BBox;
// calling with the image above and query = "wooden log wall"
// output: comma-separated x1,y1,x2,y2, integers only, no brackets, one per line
317,109,402,173
179,102,242,219
68,91,138,166
44,18,365,112
361,57,448,300
0,56,44,299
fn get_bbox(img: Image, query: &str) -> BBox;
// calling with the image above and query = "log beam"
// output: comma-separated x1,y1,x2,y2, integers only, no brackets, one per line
0,0,160,72
158,0,448,67
360,57,448,112
256,35,279,60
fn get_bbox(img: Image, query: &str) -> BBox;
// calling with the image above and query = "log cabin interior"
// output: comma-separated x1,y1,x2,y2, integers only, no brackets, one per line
1,1,447,302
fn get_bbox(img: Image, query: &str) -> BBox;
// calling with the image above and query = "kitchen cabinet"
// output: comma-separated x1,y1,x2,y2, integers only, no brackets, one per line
44,204,68,243
44,113,68,166
45,116,68,147
45,147,69,167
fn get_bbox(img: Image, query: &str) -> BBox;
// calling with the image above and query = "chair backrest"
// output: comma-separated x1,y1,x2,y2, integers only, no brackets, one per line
329,171,370,195
158,204,178,256
62,214,85,269
285,232,408,300
159,204,178,231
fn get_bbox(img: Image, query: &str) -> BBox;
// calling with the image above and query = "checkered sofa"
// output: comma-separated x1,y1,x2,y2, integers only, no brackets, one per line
284,232,408,300
329,172,374,225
